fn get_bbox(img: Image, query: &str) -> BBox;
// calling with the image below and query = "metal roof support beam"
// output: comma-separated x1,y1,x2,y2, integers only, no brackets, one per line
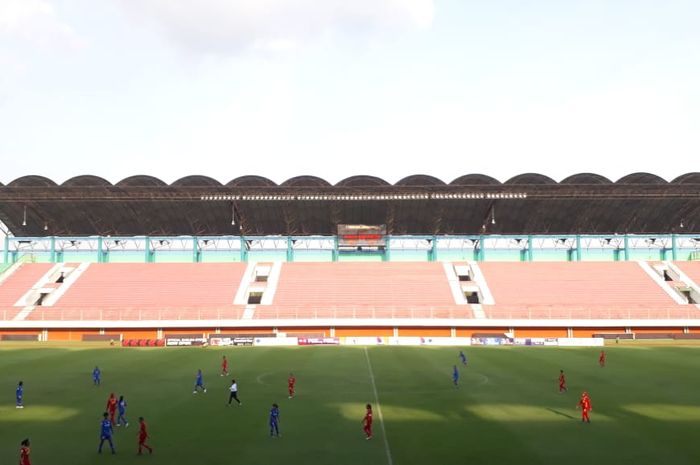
576,235,582,261
286,237,294,262
671,234,678,261
144,237,153,263
49,236,56,263
240,237,248,262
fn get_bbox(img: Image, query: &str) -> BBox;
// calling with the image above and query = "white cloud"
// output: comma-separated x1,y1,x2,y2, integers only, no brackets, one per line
0,0,83,49
119,0,435,54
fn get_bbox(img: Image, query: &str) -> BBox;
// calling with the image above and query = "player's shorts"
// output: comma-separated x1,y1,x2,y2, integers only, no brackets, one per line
101,434,112,440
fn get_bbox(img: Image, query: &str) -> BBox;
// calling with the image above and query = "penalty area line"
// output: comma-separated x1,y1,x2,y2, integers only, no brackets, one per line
364,347,394,465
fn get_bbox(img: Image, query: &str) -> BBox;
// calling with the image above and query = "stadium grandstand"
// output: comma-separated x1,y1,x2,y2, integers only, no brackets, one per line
1,171,699,343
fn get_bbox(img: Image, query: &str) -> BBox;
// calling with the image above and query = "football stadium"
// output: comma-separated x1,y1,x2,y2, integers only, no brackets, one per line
3,1,700,464
1,172,700,465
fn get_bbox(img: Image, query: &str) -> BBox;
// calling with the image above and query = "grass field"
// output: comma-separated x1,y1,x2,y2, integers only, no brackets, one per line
2,343,700,465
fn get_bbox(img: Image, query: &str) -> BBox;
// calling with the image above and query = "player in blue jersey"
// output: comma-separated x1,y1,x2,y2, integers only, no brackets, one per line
16,381,24,408
193,369,207,394
93,366,101,386
117,395,128,427
452,365,459,388
269,403,281,437
459,351,468,366
98,412,116,454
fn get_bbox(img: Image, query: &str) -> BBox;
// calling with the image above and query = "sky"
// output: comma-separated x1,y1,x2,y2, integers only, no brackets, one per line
0,0,698,185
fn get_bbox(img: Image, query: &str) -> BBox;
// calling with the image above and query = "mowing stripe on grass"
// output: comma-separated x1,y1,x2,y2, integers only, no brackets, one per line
364,347,393,465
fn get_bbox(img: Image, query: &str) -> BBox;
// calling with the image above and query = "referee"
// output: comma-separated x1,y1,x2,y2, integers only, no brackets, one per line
228,379,242,406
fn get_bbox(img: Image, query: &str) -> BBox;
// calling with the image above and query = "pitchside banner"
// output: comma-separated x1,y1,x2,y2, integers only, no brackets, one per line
471,337,514,346
557,338,604,347
298,337,340,345
208,336,254,346
165,337,207,346
513,338,559,346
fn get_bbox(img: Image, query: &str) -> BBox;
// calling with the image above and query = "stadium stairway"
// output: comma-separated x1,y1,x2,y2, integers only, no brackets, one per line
5,263,64,320
660,261,700,309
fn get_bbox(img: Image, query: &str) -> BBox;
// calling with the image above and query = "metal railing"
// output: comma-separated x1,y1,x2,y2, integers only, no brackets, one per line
1,305,699,321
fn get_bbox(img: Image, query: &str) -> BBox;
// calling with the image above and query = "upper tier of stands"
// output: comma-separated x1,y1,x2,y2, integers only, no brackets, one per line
676,262,700,286
272,262,454,307
55,263,246,308
1,261,698,321
0,263,53,319
478,261,689,319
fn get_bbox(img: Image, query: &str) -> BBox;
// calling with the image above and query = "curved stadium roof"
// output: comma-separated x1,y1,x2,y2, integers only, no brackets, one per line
0,172,697,236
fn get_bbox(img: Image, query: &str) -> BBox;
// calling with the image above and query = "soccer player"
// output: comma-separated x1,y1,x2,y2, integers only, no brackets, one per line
288,373,296,399
558,370,567,393
577,392,592,423
452,365,459,388
16,381,24,409
459,351,468,366
228,379,241,406
117,395,128,427
362,404,373,440
269,403,281,437
599,350,606,367
106,393,117,425
98,412,116,454
137,417,153,455
19,438,31,465
221,355,229,377
93,366,101,386
193,369,207,394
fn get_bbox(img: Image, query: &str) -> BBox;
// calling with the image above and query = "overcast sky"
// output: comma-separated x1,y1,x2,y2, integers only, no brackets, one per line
0,0,698,185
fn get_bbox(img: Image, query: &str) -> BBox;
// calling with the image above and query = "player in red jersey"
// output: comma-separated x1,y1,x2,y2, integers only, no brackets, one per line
19,438,31,465
362,404,373,440
137,417,153,455
599,350,606,367
576,392,592,423
106,393,118,425
221,355,229,377
288,373,296,399
558,370,567,393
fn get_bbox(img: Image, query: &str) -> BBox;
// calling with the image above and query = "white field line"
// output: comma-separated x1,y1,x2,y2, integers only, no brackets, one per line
364,347,393,465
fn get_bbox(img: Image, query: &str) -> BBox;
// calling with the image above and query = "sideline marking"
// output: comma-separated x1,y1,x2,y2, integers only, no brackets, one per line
364,347,393,465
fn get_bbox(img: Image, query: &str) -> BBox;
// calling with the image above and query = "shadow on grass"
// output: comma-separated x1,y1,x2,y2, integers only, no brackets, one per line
545,407,576,420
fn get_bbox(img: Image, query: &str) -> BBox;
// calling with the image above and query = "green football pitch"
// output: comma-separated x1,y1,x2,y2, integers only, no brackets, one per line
2,343,700,465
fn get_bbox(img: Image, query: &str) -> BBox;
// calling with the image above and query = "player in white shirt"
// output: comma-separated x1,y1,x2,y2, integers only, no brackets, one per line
227,379,242,406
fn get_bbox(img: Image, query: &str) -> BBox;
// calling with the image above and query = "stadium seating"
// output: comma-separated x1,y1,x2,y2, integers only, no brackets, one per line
478,262,694,319
261,262,469,319
3,261,700,322
0,263,53,320
675,261,700,286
